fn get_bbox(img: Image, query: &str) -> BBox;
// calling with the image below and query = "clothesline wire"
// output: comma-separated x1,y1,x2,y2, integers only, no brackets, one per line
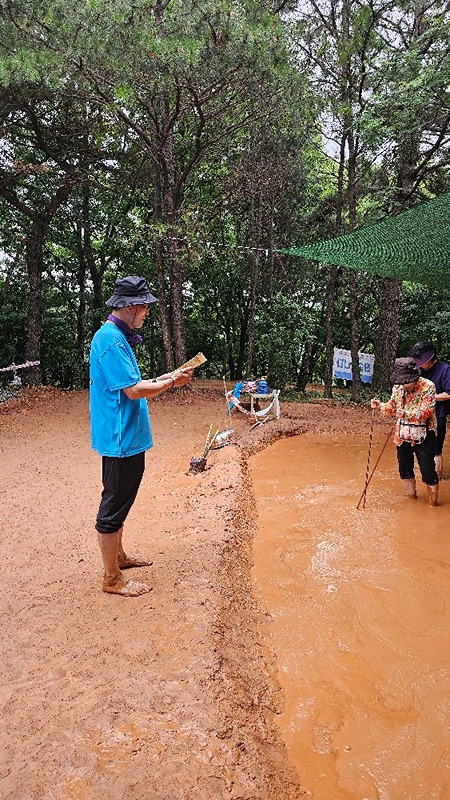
166,236,279,256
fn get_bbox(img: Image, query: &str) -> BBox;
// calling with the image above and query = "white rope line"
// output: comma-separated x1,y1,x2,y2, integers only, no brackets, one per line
0,360,40,373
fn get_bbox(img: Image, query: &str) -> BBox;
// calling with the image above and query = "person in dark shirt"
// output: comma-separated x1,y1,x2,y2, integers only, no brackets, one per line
409,341,450,481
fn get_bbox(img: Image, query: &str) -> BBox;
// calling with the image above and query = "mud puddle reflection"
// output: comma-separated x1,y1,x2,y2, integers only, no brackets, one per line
250,434,450,800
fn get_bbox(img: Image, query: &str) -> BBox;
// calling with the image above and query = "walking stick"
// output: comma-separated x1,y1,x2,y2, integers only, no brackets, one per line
356,422,395,510
359,409,375,510
223,375,233,424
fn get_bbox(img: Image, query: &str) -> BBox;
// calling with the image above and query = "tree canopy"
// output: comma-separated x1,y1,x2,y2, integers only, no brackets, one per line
1,0,450,396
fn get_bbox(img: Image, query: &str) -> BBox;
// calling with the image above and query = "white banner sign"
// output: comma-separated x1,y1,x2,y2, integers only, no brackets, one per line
333,348,374,384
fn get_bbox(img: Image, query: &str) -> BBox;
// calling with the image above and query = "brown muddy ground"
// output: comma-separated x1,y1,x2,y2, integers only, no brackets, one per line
0,382,428,800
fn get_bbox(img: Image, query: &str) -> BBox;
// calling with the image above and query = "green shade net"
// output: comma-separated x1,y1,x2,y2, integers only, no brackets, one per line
282,192,450,286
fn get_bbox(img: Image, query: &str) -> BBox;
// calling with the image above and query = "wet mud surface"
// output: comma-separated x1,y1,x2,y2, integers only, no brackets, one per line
250,436,450,800
1,382,447,799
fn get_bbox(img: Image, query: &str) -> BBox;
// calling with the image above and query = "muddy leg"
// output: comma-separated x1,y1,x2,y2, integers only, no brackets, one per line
402,478,417,499
117,526,153,569
97,531,151,595
426,484,439,507
435,454,443,482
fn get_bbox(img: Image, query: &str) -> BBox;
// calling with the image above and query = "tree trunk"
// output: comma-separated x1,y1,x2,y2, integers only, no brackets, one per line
372,277,402,392
76,240,87,387
348,269,362,401
346,122,362,402
154,236,174,372
246,171,263,379
163,99,186,366
324,127,346,398
25,224,44,385
4,180,73,385
245,252,258,379
296,340,313,392
372,2,428,391
150,87,186,369
167,227,186,367
323,264,339,398
74,188,90,387
221,309,235,380
150,115,174,371
236,288,250,379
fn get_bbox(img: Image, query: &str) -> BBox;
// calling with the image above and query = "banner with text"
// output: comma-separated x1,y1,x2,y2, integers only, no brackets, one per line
333,348,374,384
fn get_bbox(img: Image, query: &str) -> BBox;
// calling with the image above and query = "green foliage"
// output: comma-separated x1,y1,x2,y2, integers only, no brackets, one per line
399,283,450,361
1,0,450,394
0,270,28,368
251,290,321,386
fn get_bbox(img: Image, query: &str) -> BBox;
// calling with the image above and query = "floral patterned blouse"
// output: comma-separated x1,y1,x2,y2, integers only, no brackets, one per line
380,377,436,446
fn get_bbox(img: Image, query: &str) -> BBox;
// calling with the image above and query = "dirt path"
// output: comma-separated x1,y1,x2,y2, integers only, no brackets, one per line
0,383,386,799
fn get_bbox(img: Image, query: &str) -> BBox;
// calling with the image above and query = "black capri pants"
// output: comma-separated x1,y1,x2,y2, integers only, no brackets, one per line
96,452,145,534
435,416,447,456
396,431,438,486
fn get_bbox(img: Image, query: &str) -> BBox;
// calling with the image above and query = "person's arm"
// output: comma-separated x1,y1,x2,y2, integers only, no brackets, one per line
371,389,397,417
436,391,450,402
123,368,194,400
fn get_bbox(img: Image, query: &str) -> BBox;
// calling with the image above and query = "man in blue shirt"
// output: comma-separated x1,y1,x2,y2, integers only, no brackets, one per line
90,276,193,596
410,340,450,481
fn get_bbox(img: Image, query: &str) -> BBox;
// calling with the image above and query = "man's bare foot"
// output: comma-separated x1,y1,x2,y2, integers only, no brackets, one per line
102,574,152,596
118,554,153,569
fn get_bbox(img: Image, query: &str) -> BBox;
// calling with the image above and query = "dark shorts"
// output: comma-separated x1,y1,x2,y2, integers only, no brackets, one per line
435,416,447,456
95,452,145,534
396,431,438,485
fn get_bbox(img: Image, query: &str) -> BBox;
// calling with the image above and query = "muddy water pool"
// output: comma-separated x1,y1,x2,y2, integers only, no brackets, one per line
250,434,450,800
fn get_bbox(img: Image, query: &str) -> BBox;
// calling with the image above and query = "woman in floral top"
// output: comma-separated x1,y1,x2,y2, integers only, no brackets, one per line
371,357,439,506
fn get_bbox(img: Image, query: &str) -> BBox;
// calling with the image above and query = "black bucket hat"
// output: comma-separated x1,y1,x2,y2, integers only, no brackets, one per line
105,276,158,308
390,357,420,385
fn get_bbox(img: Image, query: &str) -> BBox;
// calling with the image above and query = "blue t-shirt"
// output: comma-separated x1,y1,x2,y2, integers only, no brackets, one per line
89,322,153,457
